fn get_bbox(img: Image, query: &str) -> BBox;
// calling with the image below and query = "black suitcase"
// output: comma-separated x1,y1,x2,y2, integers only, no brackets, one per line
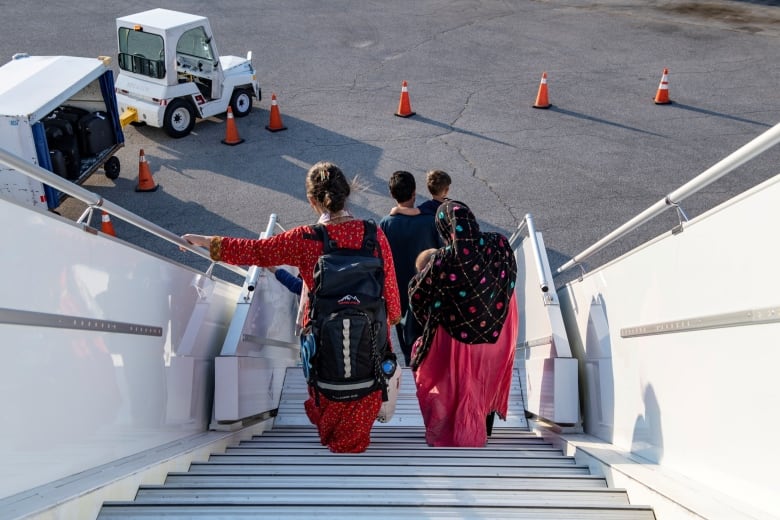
77,111,116,157
52,106,88,158
54,105,90,128
49,149,68,178
43,118,81,179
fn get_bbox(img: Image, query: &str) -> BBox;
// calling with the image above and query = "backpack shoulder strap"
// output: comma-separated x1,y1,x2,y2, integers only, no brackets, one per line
309,223,337,253
308,221,380,257
361,219,380,257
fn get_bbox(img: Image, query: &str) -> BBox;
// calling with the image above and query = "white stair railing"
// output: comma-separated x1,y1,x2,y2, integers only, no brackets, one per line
557,120,780,275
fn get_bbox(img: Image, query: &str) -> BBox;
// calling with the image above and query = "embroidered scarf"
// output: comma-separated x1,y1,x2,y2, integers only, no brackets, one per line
408,200,516,369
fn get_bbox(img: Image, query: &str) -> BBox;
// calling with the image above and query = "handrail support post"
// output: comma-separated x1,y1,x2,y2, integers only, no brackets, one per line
665,196,690,235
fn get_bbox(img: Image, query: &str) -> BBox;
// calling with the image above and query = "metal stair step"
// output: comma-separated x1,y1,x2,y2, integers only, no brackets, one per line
206,452,577,465
183,462,594,476
162,473,609,489
274,367,529,429
131,486,632,506
227,445,562,454
96,366,656,520
263,426,542,436
98,503,657,519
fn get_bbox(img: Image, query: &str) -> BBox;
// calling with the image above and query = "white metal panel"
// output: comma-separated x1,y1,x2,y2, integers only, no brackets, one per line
558,173,780,517
515,232,555,350
515,230,579,426
116,9,207,32
214,356,288,422
212,220,300,424
580,294,615,441
0,116,47,208
237,271,299,352
552,358,579,423
0,196,240,499
0,55,106,122
519,357,579,425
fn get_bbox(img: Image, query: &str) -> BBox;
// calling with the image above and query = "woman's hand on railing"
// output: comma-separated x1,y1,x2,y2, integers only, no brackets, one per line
181,234,212,250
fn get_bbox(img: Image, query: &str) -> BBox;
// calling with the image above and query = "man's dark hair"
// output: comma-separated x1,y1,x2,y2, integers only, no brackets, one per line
388,170,416,203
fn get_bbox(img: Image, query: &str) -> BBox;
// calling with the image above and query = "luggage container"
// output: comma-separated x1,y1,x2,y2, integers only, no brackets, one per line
0,54,125,210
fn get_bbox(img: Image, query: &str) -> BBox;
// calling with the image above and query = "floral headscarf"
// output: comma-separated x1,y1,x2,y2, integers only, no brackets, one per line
408,200,516,369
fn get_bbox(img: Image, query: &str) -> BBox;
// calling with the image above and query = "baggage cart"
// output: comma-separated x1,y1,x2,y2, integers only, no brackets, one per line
0,54,125,209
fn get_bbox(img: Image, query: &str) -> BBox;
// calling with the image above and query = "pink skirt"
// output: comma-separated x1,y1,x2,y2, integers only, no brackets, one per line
413,294,518,447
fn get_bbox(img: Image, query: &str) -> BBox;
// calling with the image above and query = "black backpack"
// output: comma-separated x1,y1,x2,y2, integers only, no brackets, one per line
305,220,391,402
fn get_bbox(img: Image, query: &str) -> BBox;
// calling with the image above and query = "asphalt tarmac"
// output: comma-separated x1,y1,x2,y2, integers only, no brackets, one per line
2,1,779,286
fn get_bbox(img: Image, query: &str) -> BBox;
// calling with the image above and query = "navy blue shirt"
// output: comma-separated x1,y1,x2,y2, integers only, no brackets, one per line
379,212,440,313
418,198,443,216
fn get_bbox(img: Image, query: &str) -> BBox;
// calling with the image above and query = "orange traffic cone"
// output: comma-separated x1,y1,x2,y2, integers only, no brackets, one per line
221,106,245,145
135,149,158,192
654,68,671,105
532,72,552,109
394,80,415,118
101,211,116,237
265,93,287,132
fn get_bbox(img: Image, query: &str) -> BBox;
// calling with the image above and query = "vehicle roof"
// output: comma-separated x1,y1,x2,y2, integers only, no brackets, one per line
116,8,208,31
0,55,106,120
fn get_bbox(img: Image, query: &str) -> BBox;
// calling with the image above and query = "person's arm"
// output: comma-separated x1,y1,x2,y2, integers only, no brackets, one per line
274,267,303,295
183,227,312,267
376,229,402,326
389,206,421,216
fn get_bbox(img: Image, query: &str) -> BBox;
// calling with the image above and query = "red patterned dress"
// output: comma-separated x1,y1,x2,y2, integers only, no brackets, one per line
210,220,401,453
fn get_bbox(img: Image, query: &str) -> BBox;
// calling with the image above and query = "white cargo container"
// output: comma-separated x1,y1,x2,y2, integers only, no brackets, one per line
0,54,125,209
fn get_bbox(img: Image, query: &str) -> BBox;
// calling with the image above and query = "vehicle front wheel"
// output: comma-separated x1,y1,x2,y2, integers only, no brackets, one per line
230,89,253,118
163,99,196,138
103,156,120,180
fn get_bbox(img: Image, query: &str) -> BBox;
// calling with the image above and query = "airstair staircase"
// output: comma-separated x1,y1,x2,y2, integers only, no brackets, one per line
97,365,656,519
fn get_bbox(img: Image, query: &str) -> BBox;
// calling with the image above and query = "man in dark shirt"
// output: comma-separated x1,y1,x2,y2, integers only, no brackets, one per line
379,171,441,366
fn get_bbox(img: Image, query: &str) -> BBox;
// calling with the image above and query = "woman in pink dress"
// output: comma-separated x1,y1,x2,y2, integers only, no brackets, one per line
409,200,517,447
184,161,401,453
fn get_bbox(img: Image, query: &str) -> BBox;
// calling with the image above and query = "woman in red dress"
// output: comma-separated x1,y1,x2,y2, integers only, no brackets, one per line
184,161,401,453
409,200,518,447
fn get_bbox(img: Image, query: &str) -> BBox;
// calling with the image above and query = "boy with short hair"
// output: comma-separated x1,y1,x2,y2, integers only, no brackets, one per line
390,169,451,216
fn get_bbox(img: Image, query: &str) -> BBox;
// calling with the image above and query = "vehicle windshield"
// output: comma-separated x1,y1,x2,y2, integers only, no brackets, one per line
176,27,214,60
117,27,165,79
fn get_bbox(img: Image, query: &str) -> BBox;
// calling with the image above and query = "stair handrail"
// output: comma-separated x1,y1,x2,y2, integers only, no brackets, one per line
509,213,550,294
0,147,248,278
557,120,780,275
